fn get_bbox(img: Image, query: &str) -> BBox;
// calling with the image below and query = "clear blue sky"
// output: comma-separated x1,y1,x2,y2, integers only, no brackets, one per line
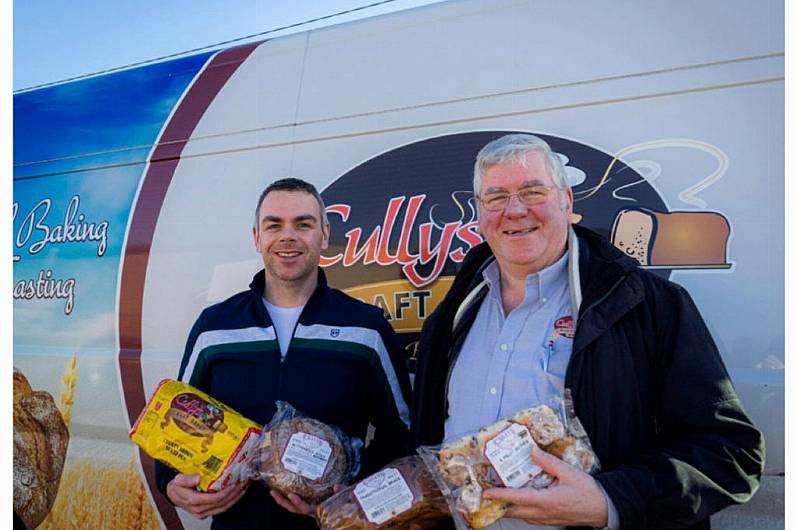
13,0,445,92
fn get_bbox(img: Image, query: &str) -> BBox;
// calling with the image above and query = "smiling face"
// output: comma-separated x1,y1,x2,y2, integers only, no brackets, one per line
477,152,573,279
253,190,329,294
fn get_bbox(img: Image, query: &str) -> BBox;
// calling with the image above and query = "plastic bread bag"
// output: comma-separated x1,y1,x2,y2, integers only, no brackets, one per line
417,395,599,529
316,455,449,530
129,379,263,492
252,400,364,503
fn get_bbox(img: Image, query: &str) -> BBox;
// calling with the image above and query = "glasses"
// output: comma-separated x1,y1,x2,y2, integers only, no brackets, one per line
478,185,554,211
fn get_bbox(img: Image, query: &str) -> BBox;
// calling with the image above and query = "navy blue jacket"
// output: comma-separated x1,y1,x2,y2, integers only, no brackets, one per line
156,269,411,530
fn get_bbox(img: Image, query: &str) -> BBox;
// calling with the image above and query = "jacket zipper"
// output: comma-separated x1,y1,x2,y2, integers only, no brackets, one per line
271,305,307,401
564,274,627,396
574,275,627,342
276,350,286,399
442,338,464,412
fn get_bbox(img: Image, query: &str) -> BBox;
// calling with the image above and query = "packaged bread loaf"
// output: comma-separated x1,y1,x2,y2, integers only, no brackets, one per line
316,456,449,530
418,400,599,529
253,401,362,503
129,379,262,492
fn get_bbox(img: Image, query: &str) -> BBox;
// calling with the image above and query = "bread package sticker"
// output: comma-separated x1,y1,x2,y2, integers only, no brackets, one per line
353,467,414,524
483,423,541,488
282,431,332,480
129,379,262,492
316,455,449,530
254,401,363,503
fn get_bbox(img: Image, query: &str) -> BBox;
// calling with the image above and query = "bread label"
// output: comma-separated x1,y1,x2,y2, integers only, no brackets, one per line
353,467,414,524
129,379,262,492
164,393,228,447
483,423,541,488
282,431,332,480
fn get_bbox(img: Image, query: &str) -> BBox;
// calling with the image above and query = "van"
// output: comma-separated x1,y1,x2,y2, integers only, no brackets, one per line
13,0,783,528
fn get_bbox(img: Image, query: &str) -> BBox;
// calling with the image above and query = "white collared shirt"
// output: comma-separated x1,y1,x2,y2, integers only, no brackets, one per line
445,251,573,443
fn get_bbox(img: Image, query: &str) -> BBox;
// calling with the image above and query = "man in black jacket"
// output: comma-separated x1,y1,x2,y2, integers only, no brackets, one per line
157,178,411,529
410,134,764,529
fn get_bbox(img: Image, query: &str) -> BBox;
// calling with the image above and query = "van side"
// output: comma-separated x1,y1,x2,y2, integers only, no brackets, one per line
13,0,782,528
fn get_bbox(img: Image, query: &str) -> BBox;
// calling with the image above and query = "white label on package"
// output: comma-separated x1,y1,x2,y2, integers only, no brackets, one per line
281,432,332,480
354,467,414,524
484,423,541,488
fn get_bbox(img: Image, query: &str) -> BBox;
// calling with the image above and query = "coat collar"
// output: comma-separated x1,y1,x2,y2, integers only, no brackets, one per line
451,224,643,345
249,267,329,322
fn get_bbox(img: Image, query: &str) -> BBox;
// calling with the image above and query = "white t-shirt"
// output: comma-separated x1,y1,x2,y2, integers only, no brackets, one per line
263,298,305,359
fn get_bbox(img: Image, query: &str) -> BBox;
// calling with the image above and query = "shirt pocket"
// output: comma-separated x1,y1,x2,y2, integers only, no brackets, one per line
544,333,573,383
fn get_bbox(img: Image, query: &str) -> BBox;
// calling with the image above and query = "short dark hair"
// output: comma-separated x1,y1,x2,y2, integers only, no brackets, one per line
254,177,328,228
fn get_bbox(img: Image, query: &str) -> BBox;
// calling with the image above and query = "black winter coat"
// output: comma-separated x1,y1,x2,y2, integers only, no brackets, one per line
410,225,764,530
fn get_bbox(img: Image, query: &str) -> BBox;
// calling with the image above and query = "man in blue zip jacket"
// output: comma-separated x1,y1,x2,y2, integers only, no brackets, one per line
410,134,764,529
156,178,412,530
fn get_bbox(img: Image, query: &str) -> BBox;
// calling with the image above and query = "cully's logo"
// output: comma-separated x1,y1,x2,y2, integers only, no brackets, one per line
320,194,479,288
160,393,228,452
320,131,732,343
553,317,575,340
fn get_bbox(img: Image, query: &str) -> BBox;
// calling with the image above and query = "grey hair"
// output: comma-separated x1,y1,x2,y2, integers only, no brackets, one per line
473,134,570,197
254,177,329,228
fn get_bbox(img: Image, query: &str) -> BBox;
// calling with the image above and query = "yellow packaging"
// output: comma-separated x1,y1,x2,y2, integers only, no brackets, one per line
129,379,262,492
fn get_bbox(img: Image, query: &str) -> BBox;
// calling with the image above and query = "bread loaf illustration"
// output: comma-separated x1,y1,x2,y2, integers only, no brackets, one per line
611,208,730,267
13,367,70,530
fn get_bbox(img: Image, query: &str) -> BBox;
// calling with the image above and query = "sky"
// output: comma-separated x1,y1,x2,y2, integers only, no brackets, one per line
12,0,446,92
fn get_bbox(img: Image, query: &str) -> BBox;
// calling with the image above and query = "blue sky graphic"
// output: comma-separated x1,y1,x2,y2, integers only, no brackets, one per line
13,52,213,353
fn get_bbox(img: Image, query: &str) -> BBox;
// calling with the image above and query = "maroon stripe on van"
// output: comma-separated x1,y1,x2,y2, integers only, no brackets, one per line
119,42,258,530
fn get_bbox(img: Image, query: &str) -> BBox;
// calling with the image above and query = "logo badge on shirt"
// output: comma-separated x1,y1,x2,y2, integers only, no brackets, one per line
553,316,575,339
330,328,340,338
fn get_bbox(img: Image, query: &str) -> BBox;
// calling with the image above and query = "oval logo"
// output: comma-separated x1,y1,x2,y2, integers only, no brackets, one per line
319,131,730,364
168,393,226,437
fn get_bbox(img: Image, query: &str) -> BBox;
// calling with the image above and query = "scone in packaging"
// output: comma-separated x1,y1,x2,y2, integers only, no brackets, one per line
129,379,263,492
418,395,599,529
316,455,449,530
253,400,363,503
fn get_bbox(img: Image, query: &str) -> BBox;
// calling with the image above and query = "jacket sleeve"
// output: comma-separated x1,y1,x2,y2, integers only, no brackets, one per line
595,281,765,529
155,312,208,498
360,315,412,476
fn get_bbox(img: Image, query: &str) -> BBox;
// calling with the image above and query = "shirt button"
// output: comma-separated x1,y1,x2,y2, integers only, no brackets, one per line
489,387,497,395
500,343,508,351
542,297,548,304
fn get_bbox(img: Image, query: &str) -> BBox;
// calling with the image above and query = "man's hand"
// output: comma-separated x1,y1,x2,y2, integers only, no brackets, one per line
270,490,317,516
166,474,247,520
483,446,608,528
270,485,343,516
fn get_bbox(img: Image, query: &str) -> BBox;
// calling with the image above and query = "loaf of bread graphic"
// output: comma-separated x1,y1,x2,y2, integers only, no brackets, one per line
611,208,730,267
13,367,70,530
